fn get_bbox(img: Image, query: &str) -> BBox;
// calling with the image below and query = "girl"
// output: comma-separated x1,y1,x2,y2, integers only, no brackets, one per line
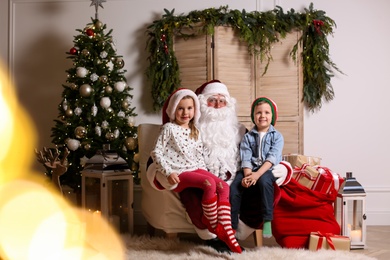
151,88,242,254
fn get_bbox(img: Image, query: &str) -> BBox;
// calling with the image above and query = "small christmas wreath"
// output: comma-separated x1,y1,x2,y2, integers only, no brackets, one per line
145,3,343,112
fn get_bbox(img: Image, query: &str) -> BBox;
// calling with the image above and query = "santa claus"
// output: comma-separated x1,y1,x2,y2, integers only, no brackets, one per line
196,80,246,185
179,80,292,252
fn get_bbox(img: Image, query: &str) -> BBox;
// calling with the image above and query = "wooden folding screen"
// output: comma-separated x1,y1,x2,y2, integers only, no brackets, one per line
174,26,303,154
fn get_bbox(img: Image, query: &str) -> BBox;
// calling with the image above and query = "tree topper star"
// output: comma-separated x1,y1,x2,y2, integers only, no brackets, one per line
90,0,106,19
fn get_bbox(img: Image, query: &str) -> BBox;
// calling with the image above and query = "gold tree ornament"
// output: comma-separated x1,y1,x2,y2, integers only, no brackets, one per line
74,126,87,138
125,137,137,150
95,20,103,30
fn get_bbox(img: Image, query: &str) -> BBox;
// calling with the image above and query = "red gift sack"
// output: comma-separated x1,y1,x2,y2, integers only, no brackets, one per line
272,178,341,249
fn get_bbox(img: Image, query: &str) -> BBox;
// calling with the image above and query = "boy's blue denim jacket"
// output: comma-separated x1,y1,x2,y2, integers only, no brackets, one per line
239,124,284,170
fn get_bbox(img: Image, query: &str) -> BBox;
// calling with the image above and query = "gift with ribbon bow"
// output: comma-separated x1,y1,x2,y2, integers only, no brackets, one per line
284,154,321,168
293,164,319,189
292,164,344,195
308,231,351,251
312,166,344,195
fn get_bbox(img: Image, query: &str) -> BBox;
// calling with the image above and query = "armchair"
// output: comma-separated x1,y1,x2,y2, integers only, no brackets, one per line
138,123,263,245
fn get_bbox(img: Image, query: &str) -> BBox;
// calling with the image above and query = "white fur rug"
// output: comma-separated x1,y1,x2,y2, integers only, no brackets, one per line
124,235,376,260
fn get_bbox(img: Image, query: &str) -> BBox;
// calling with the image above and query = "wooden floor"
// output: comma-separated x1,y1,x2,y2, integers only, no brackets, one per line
355,226,390,260
240,225,390,260
133,225,390,259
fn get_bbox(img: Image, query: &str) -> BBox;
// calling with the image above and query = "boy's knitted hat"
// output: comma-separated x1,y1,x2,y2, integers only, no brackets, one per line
251,96,278,126
195,79,230,98
162,88,200,125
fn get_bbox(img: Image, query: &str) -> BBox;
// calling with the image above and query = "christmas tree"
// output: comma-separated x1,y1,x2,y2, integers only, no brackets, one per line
50,1,138,192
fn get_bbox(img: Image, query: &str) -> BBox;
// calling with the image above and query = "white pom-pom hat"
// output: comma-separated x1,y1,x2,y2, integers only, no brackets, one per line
162,88,200,125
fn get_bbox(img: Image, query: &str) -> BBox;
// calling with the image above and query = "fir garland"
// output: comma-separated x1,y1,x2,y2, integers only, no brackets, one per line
146,3,342,112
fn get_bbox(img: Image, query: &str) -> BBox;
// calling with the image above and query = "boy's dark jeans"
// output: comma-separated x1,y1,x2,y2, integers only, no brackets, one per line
229,169,276,230
229,170,244,230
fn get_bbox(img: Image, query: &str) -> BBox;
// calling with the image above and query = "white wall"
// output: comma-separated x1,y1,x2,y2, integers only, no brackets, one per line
1,0,389,225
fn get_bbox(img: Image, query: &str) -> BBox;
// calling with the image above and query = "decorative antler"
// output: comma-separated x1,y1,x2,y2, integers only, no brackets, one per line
35,147,70,194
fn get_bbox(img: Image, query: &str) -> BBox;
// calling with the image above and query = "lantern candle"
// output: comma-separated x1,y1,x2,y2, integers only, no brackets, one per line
350,229,362,242
347,224,351,237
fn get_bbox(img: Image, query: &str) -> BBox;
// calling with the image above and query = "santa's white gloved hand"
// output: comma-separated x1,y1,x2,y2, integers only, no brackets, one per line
273,163,288,186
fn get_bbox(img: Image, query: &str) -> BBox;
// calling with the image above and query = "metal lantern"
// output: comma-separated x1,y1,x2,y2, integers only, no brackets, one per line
81,146,134,234
334,172,366,249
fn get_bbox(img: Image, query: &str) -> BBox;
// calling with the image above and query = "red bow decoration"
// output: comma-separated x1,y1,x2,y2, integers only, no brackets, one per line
313,19,324,35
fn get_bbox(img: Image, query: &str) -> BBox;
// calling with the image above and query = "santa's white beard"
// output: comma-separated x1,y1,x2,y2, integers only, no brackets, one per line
198,103,241,180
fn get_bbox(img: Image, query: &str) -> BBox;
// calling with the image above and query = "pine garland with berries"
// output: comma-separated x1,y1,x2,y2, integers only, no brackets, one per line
146,3,343,112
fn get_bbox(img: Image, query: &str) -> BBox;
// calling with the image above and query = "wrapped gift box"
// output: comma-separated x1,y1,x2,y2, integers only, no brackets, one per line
284,154,321,168
293,164,319,189
309,232,350,251
312,166,344,195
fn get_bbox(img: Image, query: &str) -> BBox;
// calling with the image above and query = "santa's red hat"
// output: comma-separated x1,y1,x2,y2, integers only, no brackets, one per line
250,96,278,126
162,88,200,125
195,80,230,98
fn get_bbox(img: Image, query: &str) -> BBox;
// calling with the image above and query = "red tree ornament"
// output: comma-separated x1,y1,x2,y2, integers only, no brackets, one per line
86,29,94,37
69,47,77,55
